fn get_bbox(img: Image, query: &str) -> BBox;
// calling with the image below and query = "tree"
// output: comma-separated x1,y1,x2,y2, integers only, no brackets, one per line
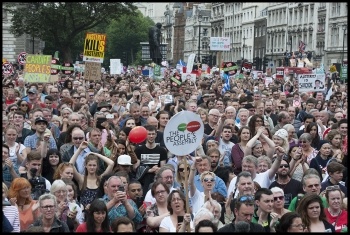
104,12,154,67
4,2,137,62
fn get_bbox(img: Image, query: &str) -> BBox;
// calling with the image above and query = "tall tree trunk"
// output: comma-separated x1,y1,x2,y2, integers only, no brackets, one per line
61,46,73,63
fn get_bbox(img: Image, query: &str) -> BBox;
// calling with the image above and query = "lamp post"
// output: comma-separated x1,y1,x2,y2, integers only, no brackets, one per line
342,24,347,63
197,11,202,63
242,36,247,62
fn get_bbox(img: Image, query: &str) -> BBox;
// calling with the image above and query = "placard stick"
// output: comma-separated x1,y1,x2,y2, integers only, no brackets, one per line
183,157,191,232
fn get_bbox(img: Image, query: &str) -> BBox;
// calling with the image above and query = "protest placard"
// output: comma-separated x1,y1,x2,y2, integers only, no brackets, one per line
24,54,51,83
209,37,230,51
84,61,101,81
297,74,326,92
83,32,106,63
181,73,196,82
110,59,121,75
163,111,204,155
159,95,173,104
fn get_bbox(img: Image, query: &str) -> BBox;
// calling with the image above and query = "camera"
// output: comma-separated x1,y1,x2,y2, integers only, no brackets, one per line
28,168,47,200
118,185,125,192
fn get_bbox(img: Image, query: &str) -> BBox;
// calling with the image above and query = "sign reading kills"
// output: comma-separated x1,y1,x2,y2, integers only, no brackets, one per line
163,111,204,155
297,74,326,92
24,55,51,83
83,33,106,63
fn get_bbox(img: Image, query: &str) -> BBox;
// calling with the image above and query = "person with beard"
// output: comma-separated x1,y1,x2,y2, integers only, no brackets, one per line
269,159,304,209
207,149,225,175
217,125,235,167
134,125,167,194
264,100,278,126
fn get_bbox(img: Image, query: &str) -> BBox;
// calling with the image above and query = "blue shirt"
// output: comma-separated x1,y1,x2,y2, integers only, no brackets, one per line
101,194,143,224
2,164,19,182
194,174,227,198
24,133,57,150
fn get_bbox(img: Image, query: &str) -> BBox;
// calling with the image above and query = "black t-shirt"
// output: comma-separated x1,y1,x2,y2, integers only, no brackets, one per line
269,178,304,208
204,123,214,135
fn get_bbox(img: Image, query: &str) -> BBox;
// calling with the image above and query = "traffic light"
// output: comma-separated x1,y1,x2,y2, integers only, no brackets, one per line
263,57,269,67
202,56,208,64
122,52,126,62
253,57,258,67
208,55,213,67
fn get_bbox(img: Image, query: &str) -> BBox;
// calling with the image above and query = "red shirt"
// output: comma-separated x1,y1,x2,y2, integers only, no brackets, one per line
75,222,111,233
324,208,348,232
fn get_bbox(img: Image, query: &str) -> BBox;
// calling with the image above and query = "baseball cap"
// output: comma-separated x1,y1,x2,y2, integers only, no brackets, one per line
28,88,37,94
35,117,48,125
117,155,132,166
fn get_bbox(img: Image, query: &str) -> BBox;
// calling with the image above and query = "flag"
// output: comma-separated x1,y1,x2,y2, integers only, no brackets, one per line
325,76,333,101
299,41,306,53
177,59,186,67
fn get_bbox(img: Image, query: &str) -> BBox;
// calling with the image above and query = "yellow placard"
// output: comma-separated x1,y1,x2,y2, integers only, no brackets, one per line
83,32,106,63
24,54,51,83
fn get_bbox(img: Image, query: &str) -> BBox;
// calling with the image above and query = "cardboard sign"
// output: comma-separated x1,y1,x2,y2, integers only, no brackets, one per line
24,54,51,83
297,74,326,92
159,95,173,104
163,111,204,155
84,61,101,81
181,73,196,82
83,32,106,63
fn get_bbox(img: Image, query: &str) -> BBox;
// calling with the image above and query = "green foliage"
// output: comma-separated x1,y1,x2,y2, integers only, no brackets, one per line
103,11,155,67
4,2,137,62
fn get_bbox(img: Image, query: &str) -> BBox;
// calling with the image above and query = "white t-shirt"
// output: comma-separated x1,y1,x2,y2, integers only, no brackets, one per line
189,188,205,215
8,142,26,166
159,215,194,232
227,170,274,198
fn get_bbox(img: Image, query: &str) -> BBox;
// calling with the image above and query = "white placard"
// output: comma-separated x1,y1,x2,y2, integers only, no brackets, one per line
210,37,230,51
297,74,326,92
187,53,196,73
110,59,121,75
181,73,196,82
159,95,173,104
163,111,204,156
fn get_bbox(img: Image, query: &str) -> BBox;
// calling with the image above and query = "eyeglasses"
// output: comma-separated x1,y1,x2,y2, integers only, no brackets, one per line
41,205,55,210
237,195,255,203
306,184,320,188
274,195,284,201
171,197,182,202
326,185,340,191
299,141,308,144
249,109,255,112
10,108,18,111
291,224,305,229
89,94,94,97
178,168,190,172
203,178,215,182
72,96,80,99
279,164,289,168
20,104,28,107
278,106,285,109
130,188,142,193
163,176,173,180
72,137,84,140
210,114,219,118
155,190,167,196
185,93,191,95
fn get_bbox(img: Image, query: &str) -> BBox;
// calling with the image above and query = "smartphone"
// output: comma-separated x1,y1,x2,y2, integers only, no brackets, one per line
177,215,184,223
96,117,107,129
136,197,143,208
106,114,114,119
118,185,125,192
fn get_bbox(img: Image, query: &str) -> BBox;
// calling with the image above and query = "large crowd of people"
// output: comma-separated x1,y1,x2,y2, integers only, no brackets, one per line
2,66,348,233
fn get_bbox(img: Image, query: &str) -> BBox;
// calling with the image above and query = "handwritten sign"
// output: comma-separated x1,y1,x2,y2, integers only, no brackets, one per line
210,37,230,51
181,73,196,82
83,32,106,63
297,74,326,92
24,54,51,83
84,61,101,81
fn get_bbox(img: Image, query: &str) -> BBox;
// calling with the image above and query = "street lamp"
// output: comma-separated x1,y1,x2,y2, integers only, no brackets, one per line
342,24,347,63
197,11,202,63
242,36,247,62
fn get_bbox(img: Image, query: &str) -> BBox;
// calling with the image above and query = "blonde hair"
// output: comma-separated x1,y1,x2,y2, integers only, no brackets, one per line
50,179,67,194
200,171,216,182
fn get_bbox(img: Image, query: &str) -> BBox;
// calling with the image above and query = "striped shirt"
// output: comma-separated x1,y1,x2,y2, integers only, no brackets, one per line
3,205,20,232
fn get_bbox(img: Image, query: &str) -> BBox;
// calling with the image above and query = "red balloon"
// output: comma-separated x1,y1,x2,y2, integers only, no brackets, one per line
128,126,148,144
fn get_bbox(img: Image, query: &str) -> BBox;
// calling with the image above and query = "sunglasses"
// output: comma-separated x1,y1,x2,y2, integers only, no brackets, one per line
279,164,289,168
72,137,84,140
21,104,28,107
72,97,80,99
10,108,18,111
299,141,308,144
274,195,284,201
178,168,190,173
326,185,340,191
203,178,215,182
306,184,320,188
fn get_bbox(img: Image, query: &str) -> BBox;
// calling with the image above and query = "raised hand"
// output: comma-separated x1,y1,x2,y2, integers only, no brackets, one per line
79,141,89,150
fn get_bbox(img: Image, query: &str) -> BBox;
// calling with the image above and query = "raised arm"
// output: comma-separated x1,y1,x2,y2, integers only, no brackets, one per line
214,114,226,139
69,142,87,188
245,127,264,156
189,157,200,198
89,152,115,178
268,146,283,179
259,132,276,159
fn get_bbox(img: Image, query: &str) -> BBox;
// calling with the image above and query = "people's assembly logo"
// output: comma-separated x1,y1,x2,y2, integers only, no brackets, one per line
2,62,14,75
18,52,27,65
163,111,204,155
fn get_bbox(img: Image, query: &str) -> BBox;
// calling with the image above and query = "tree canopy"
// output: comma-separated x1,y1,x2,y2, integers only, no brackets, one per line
4,2,137,62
